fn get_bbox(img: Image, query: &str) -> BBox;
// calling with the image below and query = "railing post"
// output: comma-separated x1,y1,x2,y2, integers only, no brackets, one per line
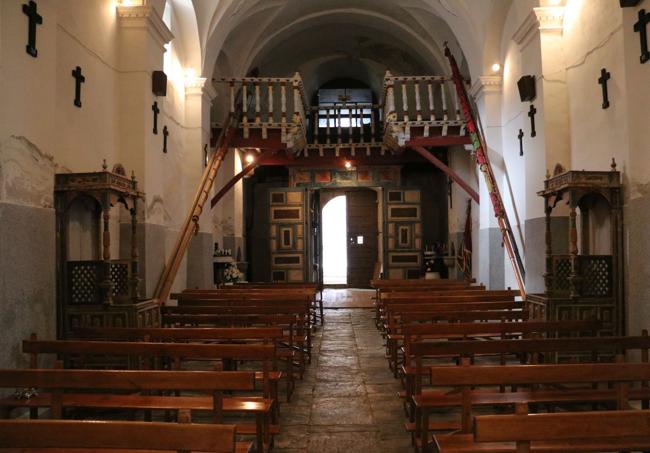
383,70,395,123
427,81,435,121
401,81,409,122
267,82,274,124
254,82,261,124
415,81,422,121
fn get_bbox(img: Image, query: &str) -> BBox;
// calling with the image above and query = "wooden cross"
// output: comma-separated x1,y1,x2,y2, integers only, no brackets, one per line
528,104,537,137
518,129,524,156
163,126,169,153
598,68,611,109
151,102,160,134
634,9,650,64
22,1,42,58
71,66,85,108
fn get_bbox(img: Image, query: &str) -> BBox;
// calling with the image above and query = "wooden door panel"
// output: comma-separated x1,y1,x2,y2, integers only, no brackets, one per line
346,190,378,287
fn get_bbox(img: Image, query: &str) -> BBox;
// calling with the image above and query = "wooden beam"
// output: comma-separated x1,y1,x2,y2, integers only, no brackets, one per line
210,148,280,208
406,135,471,147
410,144,479,203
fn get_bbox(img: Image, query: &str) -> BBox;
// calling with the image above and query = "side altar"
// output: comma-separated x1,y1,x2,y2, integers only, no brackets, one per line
54,162,160,339
526,161,624,336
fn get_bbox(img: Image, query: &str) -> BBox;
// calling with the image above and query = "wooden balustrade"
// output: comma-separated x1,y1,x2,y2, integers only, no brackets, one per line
219,73,308,150
382,72,467,149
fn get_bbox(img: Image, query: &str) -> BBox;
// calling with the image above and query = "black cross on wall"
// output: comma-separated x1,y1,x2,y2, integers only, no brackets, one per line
22,1,43,58
71,66,85,108
528,104,537,138
518,129,524,156
152,102,160,134
163,126,169,153
598,68,611,109
634,9,650,64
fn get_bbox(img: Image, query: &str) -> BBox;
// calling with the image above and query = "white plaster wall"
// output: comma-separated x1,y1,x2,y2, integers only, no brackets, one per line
563,0,630,171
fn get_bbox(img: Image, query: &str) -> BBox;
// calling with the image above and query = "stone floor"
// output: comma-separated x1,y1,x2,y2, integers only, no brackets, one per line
322,288,375,309
273,308,412,453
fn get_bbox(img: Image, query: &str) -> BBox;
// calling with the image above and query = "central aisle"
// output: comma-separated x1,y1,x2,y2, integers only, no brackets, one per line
274,308,412,452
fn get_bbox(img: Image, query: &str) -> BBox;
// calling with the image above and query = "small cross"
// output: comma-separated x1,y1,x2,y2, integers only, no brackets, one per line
634,9,650,64
598,68,611,109
528,104,537,138
22,1,43,58
71,66,85,108
151,101,160,134
518,129,524,156
163,126,169,153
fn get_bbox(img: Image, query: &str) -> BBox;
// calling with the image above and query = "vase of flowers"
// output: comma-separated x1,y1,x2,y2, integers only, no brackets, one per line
223,263,243,285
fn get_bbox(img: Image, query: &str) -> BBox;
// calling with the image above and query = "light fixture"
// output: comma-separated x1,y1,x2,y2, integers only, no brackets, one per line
491,63,501,73
344,161,352,169
245,153,255,164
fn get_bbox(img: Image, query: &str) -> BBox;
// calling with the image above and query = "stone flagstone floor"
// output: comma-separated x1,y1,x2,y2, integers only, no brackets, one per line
273,308,412,453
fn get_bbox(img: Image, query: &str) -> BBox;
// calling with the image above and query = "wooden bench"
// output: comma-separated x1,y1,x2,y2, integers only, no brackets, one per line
435,407,650,452
420,362,650,451
73,327,297,402
388,320,601,378
403,334,650,436
0,418,244,452
23,338,279,420
0,368,267,452
161,302,311,367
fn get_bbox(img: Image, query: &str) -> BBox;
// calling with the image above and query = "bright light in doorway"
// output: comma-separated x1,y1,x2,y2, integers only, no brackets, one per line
322,195,347,285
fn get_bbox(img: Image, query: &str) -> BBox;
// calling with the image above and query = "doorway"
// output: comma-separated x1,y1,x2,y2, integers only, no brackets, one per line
319,188,378,287
322,195,347,284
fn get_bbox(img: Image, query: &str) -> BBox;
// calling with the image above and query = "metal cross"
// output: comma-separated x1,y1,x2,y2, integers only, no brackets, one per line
634,9,650,64
528,104,537,138
71,66,85,108
22,1,42,58
152,102,160,134
598,68,611,109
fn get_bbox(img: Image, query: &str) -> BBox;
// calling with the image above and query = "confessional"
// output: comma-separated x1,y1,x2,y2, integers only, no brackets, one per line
526,161,624,336
54,162,159,338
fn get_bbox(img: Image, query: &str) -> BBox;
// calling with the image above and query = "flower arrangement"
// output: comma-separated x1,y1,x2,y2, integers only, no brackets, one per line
223,263,243,283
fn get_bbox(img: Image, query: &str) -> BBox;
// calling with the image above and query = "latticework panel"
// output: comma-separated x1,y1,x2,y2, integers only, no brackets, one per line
110,263,129,297
580,256,612,297
68,262,100,305
552,257,571,292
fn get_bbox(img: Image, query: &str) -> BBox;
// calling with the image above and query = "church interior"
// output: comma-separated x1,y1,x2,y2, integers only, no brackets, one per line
1,0,650,451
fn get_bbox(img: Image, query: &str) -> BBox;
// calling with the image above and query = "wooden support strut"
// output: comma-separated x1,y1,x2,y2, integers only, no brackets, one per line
410,145,479,204
153,118,235,303
210,149,280,208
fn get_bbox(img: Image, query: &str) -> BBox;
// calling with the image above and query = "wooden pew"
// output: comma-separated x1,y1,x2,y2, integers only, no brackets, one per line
402,335,650,433
161,301,312,368
383,301,524,331
421,362,650,451
73,326,297,402
0,368,264,452
387,320,601,378
23,338,278,445
0,418,242,452
435,407,650,453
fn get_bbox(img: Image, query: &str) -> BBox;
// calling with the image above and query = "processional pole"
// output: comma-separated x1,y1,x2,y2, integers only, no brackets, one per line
444,43,527,298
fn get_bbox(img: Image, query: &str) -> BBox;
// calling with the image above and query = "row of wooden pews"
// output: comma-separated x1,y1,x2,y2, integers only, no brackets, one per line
0,282,320,453
371,278,650,452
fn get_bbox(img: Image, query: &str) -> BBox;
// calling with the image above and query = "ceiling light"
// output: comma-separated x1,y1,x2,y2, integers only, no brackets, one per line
491,63,501,73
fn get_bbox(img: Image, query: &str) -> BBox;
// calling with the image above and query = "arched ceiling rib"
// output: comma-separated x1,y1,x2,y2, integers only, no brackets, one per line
193,0,514,92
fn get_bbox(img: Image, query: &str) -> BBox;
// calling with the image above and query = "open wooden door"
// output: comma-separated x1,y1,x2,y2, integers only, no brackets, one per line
346,189,378,287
